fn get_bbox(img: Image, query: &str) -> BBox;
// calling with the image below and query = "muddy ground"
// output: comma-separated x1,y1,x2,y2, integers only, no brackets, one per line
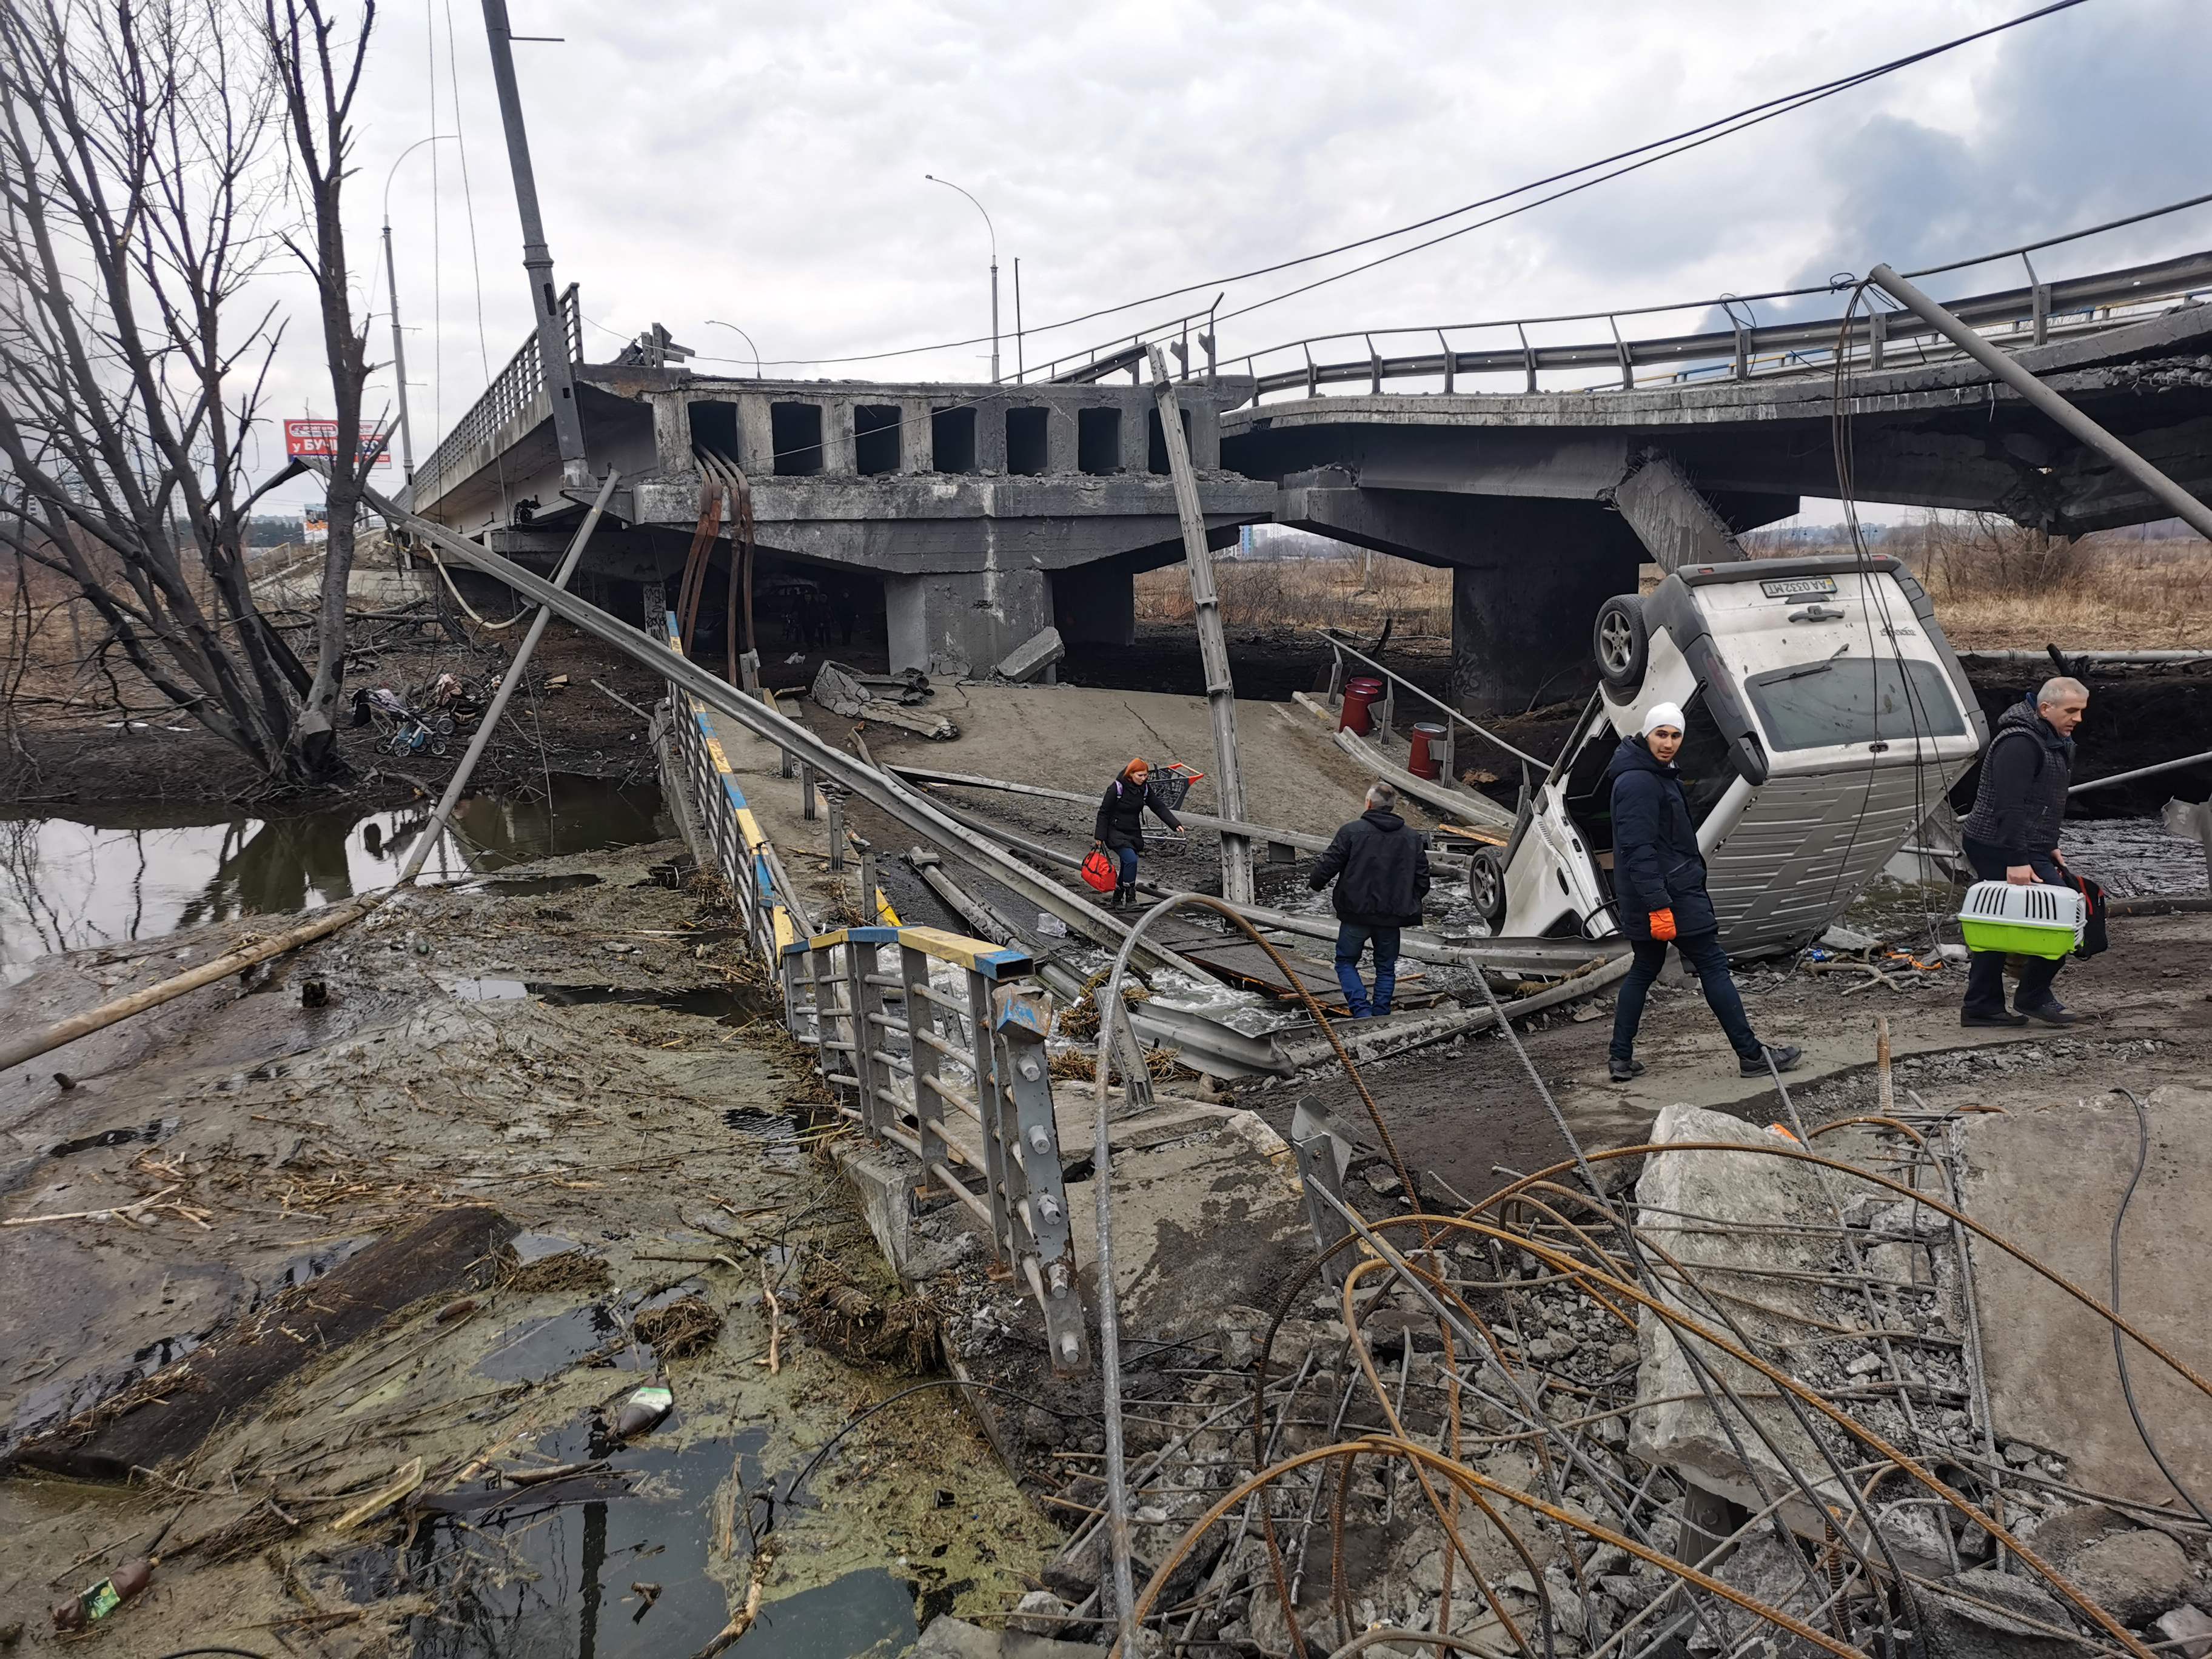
0,842,1064,1657
1262,895,2212,1208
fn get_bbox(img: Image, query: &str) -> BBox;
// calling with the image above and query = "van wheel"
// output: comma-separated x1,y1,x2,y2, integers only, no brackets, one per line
1467,846,1509,930
1593,595,1648,691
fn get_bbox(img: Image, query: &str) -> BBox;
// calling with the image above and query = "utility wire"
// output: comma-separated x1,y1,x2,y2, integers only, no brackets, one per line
709,0,2091,371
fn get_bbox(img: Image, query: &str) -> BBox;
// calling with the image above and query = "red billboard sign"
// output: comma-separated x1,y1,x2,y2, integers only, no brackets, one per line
284,418,392,465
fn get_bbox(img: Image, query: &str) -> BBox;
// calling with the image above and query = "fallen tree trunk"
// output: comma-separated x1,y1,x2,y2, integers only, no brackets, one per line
0,894,384,1074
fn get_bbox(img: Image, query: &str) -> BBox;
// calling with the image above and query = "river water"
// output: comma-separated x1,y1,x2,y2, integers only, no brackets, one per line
2060,813,2211,896
0,774,666,980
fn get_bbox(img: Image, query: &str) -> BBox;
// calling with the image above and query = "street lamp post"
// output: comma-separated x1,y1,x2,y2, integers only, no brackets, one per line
705,320,763,378
925,173,997,384
381,135,454,483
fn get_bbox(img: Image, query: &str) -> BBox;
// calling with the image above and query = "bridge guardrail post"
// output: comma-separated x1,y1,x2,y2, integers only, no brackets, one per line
900,943,950,1195
991,981,1088,1375
814,939,859,1101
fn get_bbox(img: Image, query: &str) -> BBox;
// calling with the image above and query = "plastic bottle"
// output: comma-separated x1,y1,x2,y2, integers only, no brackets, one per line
611,1384,672,1441
51,1558,153,1631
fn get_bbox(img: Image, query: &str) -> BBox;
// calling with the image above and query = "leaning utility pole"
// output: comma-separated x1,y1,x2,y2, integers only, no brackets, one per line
481,0,588,487
1869,263,2212,544
381,222,415,480
1145,344,1252,905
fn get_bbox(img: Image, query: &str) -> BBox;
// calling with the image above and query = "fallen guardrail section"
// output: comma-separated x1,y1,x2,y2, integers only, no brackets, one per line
652,612,1090,1376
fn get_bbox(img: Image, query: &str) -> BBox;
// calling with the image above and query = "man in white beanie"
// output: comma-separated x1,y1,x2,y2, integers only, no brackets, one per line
1603,702,1801,1083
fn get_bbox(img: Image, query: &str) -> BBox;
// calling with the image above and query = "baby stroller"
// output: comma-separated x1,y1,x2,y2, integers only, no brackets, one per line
353,685,454,757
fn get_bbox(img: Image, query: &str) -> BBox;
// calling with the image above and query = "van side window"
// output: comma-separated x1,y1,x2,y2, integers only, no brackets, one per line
1675,692,1738,826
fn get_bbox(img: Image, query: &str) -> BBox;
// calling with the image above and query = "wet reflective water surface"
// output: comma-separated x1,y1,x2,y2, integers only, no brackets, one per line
2062,813,2212,897
0,775,666,979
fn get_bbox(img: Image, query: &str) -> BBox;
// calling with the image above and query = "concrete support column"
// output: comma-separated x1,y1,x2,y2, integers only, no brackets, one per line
899,398,934,475
653,395,693,474
885,564,1052,676
737,395,775,476
1052,561,1136,646
1046,404,1078,474
1450,548,1635,714
821,400,857,476
1119,401,1149,475
1188,409,1221,471
975,396,1008,474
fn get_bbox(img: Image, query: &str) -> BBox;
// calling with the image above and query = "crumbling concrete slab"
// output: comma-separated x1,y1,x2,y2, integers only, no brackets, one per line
1960,1085,2212,1507
1629,1101,1854,1537
993,625,1065,685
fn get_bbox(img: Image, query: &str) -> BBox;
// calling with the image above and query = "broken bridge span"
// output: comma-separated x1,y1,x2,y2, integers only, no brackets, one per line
402,245,2212,709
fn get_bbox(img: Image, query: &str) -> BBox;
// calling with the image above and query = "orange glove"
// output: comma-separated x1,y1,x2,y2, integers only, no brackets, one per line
1648,908,1678,942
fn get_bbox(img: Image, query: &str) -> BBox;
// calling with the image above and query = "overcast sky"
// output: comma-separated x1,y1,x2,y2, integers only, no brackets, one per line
258,0,2212,517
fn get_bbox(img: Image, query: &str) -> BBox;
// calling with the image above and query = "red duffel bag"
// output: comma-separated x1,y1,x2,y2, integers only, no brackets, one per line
1081,849,1118,894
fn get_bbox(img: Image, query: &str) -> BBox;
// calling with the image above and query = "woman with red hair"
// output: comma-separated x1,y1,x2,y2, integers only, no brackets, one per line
1093,757,1184,910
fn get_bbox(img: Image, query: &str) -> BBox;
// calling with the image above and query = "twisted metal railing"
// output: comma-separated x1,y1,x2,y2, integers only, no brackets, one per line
411,283,582,507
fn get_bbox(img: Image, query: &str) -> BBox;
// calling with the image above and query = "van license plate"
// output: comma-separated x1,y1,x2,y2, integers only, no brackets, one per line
1760,575,1838,598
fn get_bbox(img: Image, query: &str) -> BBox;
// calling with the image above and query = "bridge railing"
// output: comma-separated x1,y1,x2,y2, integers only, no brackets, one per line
1224,250,2212,405
409,284,583,509
652,613,1090,1376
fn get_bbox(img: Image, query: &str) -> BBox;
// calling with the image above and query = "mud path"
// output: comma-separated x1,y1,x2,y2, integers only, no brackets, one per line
0,842,1061,1657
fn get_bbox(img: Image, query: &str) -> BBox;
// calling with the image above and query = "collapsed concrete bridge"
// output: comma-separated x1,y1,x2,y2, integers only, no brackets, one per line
404,248,2212,706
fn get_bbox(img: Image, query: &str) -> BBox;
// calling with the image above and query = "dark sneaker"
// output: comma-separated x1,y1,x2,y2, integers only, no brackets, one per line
1608,1056,1646,1082
1741,1044,1803,1078
1962,1008,2028,1028
2017,1000,2082,1026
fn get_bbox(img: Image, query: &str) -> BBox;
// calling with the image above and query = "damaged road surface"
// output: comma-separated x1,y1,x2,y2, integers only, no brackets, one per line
0,841,1057,1657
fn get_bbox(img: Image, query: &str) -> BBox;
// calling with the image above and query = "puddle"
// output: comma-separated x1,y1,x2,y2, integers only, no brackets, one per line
47,1118,175,1158
2062,814,2212,897
475,1304,654,1384
451,980,780,1024
394,1435,746,1659
457,872,606,897
0,776,666,980
723,1107,799,1139
377,1422,926,1659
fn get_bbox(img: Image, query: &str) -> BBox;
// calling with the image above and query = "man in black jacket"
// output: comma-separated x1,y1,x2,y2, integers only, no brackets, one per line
1959,676,2090,1026
1607,703,1801,1083
1310,783,1430,1019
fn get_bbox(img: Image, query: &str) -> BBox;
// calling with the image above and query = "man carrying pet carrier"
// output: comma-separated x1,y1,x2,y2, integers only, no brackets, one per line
1959,675,2091,1027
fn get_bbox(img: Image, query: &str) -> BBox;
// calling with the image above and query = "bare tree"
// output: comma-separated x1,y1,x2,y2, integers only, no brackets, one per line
264,0,376,739
0,0,380,786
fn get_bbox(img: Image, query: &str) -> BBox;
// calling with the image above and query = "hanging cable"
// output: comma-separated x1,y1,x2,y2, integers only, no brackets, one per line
704,0,2093,371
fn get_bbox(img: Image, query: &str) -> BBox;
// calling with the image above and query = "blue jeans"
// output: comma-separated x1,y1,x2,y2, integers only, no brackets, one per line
1335,922,1401,1018
1610,930,1761,1064
1113,846,1139,886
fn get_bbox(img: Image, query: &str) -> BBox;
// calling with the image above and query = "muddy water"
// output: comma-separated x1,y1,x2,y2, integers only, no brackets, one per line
0,774,665,979
2062,814,2212,896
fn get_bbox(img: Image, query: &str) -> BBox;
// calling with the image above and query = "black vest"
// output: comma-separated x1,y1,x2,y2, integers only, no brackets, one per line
1961,701,2072,854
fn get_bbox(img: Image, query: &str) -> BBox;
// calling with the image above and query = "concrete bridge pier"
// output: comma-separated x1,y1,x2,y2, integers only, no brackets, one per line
885,565,1055,676
1278,473,1646,715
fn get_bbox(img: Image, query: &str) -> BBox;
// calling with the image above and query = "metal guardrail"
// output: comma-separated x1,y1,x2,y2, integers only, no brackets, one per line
652,612,1090,1375
412,283,582,508
1226,250,2212,404
782,925,1089,1375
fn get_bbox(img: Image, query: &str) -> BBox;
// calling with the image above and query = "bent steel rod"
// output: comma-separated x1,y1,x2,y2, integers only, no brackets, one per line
1868,262,2212,543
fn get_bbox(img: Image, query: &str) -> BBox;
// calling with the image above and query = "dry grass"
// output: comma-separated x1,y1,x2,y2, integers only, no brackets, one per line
1757,517,2212,649
1134,553,1450,637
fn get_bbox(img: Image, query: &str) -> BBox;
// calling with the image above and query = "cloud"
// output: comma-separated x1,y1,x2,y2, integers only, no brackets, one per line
234,0,2210,511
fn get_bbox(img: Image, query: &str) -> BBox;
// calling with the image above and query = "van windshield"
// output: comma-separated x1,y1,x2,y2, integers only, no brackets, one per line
1744,656,1966,751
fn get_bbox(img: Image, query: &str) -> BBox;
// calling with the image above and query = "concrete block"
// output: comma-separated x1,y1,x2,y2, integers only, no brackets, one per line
994,626,1065,684
913,1614,1108,1659
2156,1605,2212,1659
2063,1528,2194,1625
1627,1101,1852,1538
832,1139,919,1276
1959,1087,2212,1507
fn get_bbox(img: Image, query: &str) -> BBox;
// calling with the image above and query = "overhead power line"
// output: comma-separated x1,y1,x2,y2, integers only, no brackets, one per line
703,0,2092,372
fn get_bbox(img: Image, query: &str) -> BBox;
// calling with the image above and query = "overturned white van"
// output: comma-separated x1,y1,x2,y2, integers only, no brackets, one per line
1465,554,1987,954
